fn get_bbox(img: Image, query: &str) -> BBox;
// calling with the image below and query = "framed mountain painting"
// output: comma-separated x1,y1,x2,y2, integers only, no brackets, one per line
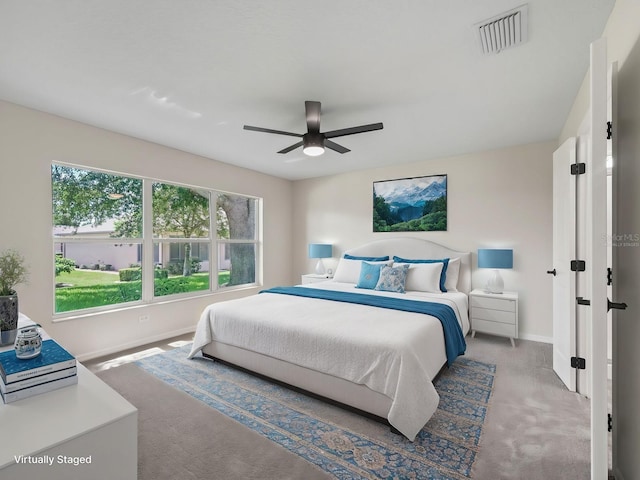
373,174,447,232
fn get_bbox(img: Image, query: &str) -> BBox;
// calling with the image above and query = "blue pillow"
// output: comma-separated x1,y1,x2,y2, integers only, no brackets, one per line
374,264,410,293
344,254,390,262
392,256,450,292
356,261,385,290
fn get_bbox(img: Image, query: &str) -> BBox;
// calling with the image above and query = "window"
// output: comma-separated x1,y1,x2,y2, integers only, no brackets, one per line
52,164,261,315
152,182,211,297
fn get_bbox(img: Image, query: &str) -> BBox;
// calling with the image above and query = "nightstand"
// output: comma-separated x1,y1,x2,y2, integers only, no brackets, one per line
469,289,518,347
301,273,332,284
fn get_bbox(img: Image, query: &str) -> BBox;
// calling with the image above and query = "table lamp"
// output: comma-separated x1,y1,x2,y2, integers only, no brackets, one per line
478,248,513,294
308,244,333,276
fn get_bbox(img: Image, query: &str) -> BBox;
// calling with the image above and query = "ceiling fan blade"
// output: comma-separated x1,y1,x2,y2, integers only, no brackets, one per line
277,141,304,154
324,139,350,154
243,125,302,138
323,122,384,139
305,101,321,133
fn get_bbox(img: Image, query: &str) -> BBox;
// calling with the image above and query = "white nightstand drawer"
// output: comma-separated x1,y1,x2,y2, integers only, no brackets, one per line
472,307,516,325
472,318,516,338
301,274,331,284
471,295,516,312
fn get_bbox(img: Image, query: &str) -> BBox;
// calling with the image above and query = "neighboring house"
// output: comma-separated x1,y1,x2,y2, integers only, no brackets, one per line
54,220,139,271
54,220,228,272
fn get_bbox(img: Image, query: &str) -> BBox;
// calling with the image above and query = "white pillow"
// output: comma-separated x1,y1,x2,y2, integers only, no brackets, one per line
333,258,390,284
444,257,461,292
398,262,444,293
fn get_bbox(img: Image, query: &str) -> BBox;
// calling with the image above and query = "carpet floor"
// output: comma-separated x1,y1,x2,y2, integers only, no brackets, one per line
99,345,495,480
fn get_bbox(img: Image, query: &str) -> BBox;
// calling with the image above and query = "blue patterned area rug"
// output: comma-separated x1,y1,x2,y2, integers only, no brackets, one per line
136,346,495,480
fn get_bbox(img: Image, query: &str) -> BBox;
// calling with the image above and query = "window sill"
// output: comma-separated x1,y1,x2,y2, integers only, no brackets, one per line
51,284,261,323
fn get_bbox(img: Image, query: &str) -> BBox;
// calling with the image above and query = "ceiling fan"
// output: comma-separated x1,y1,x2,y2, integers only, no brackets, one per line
243,101,383,157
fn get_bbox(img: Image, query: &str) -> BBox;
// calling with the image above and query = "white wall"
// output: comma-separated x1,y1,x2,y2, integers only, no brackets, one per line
292,141,556,342
0,100,293,360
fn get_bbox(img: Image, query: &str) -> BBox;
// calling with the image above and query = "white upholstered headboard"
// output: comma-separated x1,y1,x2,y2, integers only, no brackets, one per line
343,238,471,295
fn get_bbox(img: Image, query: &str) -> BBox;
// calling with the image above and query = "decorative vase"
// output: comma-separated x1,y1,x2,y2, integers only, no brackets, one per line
14,326,42,359
0,293,19,346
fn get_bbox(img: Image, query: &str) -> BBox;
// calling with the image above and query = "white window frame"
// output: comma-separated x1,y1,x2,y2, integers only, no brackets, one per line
52,163,262,320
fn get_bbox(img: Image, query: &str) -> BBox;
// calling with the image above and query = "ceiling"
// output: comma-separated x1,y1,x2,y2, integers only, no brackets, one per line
0,1,615,180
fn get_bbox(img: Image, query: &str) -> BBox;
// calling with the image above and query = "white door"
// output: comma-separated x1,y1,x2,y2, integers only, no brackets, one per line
611,32,638,476
551,137,577,392
586,38,608,480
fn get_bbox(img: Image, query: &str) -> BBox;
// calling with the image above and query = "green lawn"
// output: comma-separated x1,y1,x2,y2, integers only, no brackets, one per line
55,282,143,312
55,270,231,313
56,269,121,287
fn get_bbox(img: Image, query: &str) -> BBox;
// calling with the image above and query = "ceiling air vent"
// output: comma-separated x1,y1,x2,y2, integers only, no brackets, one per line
476,4,528,55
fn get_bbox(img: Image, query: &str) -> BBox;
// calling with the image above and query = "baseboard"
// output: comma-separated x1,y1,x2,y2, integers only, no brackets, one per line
76,326,196,362
518,333,553,344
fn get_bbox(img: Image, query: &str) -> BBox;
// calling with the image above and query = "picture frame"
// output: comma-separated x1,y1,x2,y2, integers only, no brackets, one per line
373,174,447,232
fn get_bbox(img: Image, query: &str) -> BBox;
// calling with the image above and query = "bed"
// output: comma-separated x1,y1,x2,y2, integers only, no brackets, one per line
189,237,471,441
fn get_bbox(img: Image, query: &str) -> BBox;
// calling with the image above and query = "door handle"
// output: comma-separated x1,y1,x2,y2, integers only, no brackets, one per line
608,299,628,311
547,269,557,276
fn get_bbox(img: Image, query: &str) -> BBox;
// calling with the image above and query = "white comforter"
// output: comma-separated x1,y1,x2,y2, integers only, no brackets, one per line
189,281,469,441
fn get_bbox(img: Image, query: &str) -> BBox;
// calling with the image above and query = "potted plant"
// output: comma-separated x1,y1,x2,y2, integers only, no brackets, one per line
0,249,29,346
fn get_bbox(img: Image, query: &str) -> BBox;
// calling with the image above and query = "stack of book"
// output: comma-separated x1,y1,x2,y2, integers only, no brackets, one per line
0,339,77,403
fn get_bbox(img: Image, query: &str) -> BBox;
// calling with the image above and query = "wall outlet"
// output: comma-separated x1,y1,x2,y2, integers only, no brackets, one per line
138,315,150,323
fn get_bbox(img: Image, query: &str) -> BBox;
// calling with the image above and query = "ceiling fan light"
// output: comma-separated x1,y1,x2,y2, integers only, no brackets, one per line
302,133,325,156
303,145,325,156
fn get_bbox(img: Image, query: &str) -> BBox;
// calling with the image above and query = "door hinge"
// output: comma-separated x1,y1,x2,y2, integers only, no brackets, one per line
577,297,591,306
607,267,613,286
571,163,586,175
571,357,586,369
607,121,613,140
608,413,613,432
571,260,586,271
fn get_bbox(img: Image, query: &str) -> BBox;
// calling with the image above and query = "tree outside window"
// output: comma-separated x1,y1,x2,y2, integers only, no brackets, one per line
217,194,257,286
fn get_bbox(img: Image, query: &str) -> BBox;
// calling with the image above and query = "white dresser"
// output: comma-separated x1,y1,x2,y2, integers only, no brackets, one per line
470,289,519,347
0,317,138,480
